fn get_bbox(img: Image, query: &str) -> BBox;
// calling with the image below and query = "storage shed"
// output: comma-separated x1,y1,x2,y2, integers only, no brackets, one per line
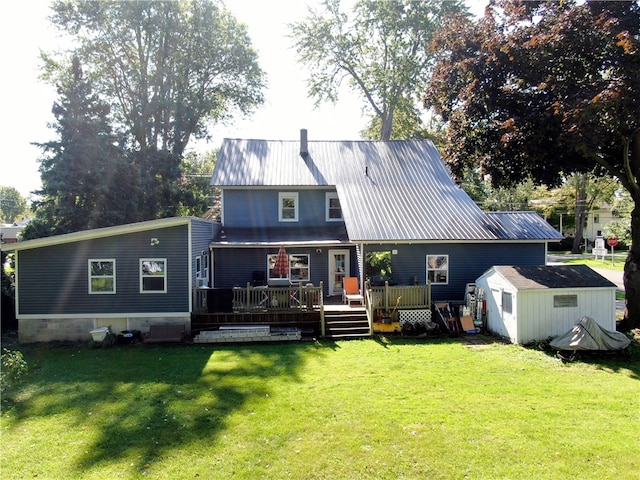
475,265,617,344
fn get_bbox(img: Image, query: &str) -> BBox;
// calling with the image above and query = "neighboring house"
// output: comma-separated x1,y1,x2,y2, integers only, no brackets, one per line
209,132,563,301
584,204,622,244
475,265,617,344
0,218,30,244
2,217,218,343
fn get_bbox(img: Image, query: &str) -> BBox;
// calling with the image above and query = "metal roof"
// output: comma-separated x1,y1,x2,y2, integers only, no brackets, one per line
213,226,349,247
213,138,563,243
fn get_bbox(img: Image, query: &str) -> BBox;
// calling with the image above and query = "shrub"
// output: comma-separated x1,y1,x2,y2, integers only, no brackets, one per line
1,348,28,393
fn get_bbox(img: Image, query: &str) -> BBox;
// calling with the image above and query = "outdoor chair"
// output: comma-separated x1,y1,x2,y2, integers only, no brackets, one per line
343,277,365,306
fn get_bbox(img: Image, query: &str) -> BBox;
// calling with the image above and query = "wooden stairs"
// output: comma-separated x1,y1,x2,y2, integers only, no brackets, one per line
324,307,370,339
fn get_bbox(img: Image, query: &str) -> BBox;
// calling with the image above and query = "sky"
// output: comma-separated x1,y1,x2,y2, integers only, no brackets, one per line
0,0,487,199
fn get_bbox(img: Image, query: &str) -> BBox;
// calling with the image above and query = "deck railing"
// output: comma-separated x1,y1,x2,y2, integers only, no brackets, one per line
365,282,431,325
194,282,324,314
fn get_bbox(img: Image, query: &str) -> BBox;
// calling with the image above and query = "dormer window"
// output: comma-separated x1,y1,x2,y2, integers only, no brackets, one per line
326,192,343,221
279,192,299,222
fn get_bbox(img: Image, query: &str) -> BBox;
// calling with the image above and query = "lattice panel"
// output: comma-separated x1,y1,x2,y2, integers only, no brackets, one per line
398,309,432,329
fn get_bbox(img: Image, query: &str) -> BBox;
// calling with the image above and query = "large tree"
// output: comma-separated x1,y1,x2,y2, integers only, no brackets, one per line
47,0,265,155
22,56,137,239
290,0,466,141
425,0,640,329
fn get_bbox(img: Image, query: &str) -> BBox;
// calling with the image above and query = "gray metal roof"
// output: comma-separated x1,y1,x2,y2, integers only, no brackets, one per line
213,226,349,246
213,138,563,242
490,265,616,290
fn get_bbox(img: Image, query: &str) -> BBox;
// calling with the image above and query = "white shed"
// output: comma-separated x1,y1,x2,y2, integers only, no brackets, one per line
475,265,617,344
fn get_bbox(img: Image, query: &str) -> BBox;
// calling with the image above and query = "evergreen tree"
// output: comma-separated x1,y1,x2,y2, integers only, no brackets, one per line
23,56,135,239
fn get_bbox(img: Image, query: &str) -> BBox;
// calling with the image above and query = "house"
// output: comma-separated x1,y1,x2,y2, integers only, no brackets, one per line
475,265,617,344
209,132,562,303
584,204,623,245
2,217,218,343
0,217,30,244
3,132,563,343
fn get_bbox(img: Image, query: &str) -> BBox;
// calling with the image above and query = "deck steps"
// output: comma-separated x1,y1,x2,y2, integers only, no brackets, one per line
324,309,370,339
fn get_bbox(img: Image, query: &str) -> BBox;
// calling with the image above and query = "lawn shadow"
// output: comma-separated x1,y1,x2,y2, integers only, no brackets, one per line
524,340,640,381
5,341,326,476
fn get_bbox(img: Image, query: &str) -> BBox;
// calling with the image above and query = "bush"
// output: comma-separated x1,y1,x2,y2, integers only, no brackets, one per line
1,348,28,393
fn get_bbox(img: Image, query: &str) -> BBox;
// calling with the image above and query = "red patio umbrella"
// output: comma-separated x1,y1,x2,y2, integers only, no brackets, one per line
273,246,289,278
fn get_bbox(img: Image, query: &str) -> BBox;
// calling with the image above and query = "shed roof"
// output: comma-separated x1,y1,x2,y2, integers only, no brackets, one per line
212,138,562,243
489,265,616,290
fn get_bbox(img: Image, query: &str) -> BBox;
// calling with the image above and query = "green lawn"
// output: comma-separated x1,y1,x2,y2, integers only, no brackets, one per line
550,252,625,271
2,338,638,479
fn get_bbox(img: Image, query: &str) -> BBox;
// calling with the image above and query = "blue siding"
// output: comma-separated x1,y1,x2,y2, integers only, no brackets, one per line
213,246,358,297
190,220,220,286
365,243,546,301
223,188,340,228
18,225,191,315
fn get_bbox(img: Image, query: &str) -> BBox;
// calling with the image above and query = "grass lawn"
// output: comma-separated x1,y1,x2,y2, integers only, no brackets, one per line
2,338,638,479
550,252,626,272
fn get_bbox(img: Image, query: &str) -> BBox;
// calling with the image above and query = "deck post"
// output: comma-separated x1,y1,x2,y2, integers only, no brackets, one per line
319,281,325,337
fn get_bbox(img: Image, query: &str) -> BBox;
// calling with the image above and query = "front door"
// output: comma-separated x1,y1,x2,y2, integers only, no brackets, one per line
328,249,349,296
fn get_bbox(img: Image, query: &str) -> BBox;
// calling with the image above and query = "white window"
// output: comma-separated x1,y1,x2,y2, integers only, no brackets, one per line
267,253,310,282
502,291,513,314
88,259,116,294
426,255,449,285
196,254,209,287
279,192,299,222
140,259,167,293
326,192,343,221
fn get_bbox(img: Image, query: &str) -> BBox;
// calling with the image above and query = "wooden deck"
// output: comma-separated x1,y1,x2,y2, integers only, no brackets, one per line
191,282,431,340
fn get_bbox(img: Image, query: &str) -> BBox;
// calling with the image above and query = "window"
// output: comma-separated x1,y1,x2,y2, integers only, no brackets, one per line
195,255,209,287
279,192,299,222
502,291,513,314
289,254,310,282
326,192,343,221
553,294,577,308
426,255,448,284
88,259,116,294
267,253,310,282
140,259,167,293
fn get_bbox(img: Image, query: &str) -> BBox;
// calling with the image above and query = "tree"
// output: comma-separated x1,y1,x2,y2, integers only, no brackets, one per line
290,0,466,141
47,0,265,155
178,151,217,218
22,56,136,239
425,0,640,329
0,187,27,223
43,0,265,222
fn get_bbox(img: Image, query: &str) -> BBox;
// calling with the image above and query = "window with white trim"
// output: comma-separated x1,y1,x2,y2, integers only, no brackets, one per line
426,255,449,284
279,192,299,222
326,192,343,221
88,259,116,294
140,258,167,293
267,253,310,282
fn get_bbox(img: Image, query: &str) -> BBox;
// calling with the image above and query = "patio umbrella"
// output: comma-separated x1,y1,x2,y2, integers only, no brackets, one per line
273,246,289,278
